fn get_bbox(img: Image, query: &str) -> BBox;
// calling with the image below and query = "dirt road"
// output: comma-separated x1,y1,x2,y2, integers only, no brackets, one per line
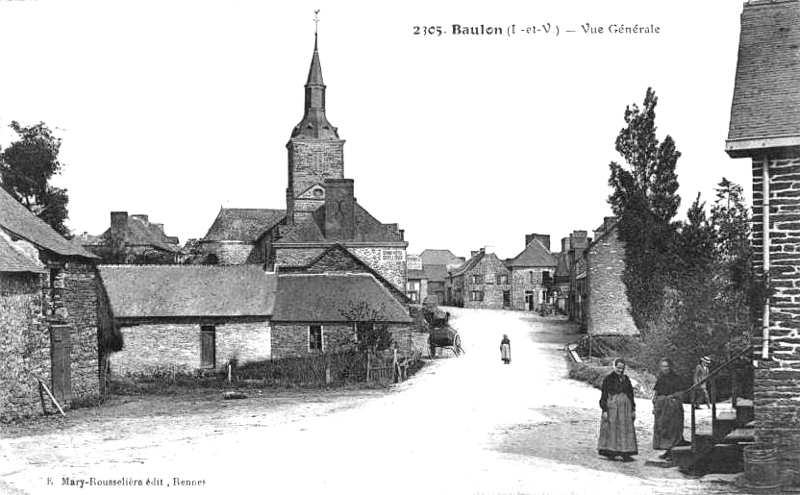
1,308,742,494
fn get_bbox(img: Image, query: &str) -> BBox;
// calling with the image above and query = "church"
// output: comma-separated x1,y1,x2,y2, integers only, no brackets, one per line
199,31,408,291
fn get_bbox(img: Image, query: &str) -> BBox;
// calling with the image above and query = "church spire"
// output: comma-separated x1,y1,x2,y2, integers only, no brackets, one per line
291,11,338,139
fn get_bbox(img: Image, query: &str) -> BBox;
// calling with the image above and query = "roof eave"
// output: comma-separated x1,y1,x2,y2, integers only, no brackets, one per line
725,136,800,158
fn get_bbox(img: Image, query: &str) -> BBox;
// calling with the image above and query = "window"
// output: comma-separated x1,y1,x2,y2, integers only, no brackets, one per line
470,291,484,302
542,271,552,285
309,325,323,352
529,271,535,284
485,273,494,284
497,274,508,285
407,291,419,302
472,274,482,284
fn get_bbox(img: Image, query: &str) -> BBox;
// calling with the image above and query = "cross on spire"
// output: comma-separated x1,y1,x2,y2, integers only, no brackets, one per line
314,10,320,35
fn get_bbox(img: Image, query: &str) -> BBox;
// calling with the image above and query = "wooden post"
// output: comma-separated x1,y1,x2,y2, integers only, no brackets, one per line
365,351,371,382
393,348,399,384
37,378,66,417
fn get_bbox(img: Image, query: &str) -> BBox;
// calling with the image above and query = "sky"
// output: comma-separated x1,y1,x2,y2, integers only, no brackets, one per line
0,1,752,261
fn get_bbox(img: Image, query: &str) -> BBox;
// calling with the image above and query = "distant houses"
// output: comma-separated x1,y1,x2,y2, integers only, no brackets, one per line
73,212,183,264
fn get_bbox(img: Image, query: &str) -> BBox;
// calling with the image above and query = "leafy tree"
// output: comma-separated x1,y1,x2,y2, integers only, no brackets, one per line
0,121,71,237
340,300,394,353
607,88,682,335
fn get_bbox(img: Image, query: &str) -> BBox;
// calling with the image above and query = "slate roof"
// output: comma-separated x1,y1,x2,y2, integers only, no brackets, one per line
422,264,448,283
203,208,286,243
272,273,412,323
420,249,463,266
0,187,96,259
277,202,403,243
727,0,800,153
0,232,45,273
507,239,557,268
450,251,485,277
98,265,275,318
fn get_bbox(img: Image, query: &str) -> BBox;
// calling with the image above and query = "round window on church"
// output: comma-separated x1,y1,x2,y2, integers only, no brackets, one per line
313,188,323,198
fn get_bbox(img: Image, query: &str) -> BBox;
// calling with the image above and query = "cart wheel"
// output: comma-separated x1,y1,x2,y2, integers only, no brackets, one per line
454,335,462,356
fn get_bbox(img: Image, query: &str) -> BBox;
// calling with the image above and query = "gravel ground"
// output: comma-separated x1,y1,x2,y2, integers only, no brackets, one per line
0,308,750,495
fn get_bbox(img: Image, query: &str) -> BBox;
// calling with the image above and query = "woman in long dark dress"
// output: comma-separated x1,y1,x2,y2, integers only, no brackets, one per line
652,358,685,457
597,358,638,462
500,335,511,364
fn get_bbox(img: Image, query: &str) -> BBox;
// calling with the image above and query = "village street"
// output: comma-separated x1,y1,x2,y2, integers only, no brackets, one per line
1,309,742,495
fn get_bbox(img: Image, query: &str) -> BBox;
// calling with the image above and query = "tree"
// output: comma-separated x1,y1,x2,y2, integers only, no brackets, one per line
607,88,682,335
0,121,71,237
339,300,394,353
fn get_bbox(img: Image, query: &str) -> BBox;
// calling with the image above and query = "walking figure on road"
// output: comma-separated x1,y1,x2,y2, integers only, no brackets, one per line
597,358,638,462
500,334,511,364
652,358,686,459
693,356,712,409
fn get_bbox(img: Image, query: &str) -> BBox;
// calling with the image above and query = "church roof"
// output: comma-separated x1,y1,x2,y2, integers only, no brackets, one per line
272,273,411,323
277,202,403,244
0,186,96,260
99,265,275,318
202,208,286,243
727,0,800,156
507,239,557,268
420,249,464,266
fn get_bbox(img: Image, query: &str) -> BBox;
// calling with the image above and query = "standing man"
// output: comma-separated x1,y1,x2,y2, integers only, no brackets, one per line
693,356,712,409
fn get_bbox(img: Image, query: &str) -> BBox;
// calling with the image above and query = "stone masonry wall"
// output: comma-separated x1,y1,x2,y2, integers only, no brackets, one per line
201,241,255,265
586,230,638,336
61,262,101,404
351,247,406,291
111,319,271,376
751,155,800,473
0,272,51,422
287,139,345,197
272,323,416,359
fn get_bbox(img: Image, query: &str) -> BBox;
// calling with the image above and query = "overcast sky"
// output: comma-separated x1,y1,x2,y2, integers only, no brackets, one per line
0,1,752,260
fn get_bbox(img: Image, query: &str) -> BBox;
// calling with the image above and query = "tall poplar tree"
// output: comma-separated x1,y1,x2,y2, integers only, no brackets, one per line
607,88,681,335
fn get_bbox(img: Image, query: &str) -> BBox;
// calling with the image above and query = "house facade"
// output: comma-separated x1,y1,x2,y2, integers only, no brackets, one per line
447,248,512,309
405,254,426,303
726,0,800,482
0,188,104,421
567,230,591,323
506,234,557,311
584,217,637,336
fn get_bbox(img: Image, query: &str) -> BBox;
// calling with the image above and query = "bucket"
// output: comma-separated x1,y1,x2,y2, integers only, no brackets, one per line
744,445,781,490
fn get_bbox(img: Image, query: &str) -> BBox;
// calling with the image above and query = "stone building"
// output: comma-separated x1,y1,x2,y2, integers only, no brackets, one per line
584,217,637,336
726,0,800,481
271,273,414,358
506,234,557,311
196,33,408,289
552,240,570,314
447,248,512,309
419,249,463,305
0,188,104,421
199,208,285,265
99,265,274,375
74,212,182,264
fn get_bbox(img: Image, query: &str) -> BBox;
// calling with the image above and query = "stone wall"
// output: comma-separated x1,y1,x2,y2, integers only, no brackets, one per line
61,262,102,403
351,247,406,291
751,155,800,473
201,241,256,265
0,272,51,422
111,319,271,375
585,229,638,336
272,323,353,358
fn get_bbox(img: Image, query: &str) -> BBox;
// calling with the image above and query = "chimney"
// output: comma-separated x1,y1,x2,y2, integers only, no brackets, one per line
470,250,479,258
561,237,571,254
110,212,128,244
324,179,355,240
131,214,149,224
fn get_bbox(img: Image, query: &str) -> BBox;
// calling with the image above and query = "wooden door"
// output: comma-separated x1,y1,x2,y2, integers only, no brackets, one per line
201,325,216,368
50,324,72,404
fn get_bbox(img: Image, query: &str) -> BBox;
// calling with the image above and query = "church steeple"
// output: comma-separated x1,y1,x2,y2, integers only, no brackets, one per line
291,30,339,139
